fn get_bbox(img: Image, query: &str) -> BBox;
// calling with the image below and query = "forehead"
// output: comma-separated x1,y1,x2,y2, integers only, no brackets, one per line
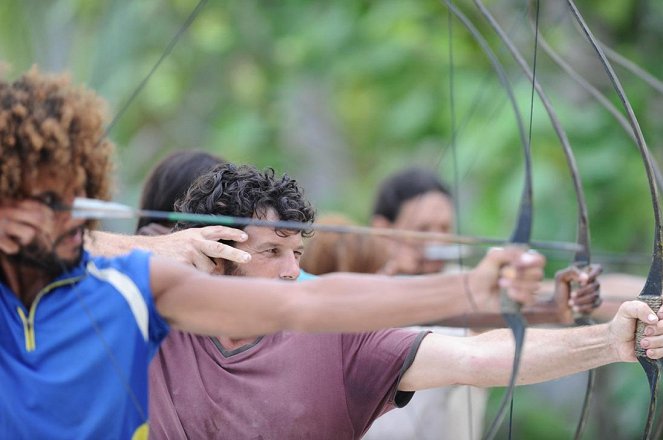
243,208,303,247
395,191,453,229
243,226,303,247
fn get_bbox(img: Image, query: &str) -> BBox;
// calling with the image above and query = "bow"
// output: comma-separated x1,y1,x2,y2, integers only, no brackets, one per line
471,1,595,437
442,2,534,438
566,1,663,439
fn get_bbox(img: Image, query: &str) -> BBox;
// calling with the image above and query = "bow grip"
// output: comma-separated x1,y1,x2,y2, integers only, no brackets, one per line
636,295,662,357
571,264,592,323
499,265,523,314
500,287,522,315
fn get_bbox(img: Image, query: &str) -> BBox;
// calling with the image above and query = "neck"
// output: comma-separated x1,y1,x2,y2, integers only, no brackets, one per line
216,335,259,351
0,256,55,308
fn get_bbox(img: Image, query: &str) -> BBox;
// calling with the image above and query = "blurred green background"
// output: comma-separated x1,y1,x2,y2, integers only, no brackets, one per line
2,0,662,438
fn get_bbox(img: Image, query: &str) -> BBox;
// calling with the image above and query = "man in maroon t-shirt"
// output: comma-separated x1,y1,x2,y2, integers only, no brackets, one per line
148,164,427,438
147,164,613,440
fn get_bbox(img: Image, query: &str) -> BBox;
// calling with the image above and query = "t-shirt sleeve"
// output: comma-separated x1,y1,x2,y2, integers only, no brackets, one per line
112,250,170,354
342,329,430,434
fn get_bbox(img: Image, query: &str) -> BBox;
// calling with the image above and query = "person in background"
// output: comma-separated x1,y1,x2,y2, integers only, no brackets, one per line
136,150,225,235
369,167,604,439
300,213,388,275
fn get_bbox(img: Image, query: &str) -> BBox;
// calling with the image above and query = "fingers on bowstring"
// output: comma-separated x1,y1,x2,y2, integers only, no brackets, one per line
198,239,251,264
200,225,248,243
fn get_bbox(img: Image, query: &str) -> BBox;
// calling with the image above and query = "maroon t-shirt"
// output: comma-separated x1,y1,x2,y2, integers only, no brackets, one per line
149,329,427,439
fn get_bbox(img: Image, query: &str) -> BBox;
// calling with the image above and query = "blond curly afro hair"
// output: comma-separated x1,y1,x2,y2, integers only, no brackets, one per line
0,66,114,202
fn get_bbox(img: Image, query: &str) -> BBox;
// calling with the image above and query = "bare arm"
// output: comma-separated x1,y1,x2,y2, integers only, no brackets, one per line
150,247,544,338
86,227,251,272
433,265,602,327
399,300,663,391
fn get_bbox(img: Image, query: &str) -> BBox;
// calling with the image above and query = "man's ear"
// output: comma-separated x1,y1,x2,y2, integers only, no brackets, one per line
371,215,392,229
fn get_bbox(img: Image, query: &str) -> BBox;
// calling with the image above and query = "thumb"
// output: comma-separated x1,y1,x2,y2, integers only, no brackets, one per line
619,300,659,324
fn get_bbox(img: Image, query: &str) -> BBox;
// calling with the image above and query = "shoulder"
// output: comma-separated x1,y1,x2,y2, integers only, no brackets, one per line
341,328,422,353
88,249,152,272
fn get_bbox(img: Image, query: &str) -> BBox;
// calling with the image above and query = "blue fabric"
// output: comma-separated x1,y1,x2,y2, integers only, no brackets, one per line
297,269,318,281
0,250,170,439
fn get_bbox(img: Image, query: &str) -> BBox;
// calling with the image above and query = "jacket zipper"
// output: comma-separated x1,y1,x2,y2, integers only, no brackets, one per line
16,276,83,352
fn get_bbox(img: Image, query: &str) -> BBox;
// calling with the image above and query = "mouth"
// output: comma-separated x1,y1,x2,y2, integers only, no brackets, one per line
56,226,84,248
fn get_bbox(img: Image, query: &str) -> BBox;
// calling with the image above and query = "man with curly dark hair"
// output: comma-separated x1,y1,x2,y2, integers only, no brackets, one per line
149,163,451,439
0,67,554,439
172,163,314,272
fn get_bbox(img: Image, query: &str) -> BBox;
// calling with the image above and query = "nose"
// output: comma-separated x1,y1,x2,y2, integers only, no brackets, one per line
279,252,301,281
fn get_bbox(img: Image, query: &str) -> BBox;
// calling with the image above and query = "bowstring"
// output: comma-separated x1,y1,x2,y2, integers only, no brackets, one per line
447,7,478,440
505,0,539,437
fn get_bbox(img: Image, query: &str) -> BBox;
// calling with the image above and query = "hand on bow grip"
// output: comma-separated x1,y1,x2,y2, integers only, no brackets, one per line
609,300,663,361
469,246,545,314
552,264,603,324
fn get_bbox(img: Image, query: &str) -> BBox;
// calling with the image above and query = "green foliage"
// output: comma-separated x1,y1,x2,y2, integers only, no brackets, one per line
1,0,662,435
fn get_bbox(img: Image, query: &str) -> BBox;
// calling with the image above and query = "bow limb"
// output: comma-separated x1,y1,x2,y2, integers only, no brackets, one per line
566,2,663,439
441,2,532,439
566,19,663,97
528,22,663,201
472,2,594,438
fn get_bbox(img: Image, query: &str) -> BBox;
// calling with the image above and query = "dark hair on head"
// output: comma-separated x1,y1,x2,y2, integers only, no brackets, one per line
372,167,451,222
174,163,315,237
136,150,225,231
0,66,114,202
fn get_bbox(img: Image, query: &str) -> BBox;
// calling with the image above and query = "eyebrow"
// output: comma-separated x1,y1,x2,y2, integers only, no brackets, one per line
256,242,305,251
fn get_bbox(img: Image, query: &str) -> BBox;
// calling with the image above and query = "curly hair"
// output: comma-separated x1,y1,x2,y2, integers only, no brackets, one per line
174,163,315,237
0,66,114,201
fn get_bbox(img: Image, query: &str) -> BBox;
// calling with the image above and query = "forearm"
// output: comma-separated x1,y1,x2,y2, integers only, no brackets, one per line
155,247,545,338
154,259,476,338
462,324,619,387
401,324,620,391
291,272,475,333
429,299,565,328
85,230,143,256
